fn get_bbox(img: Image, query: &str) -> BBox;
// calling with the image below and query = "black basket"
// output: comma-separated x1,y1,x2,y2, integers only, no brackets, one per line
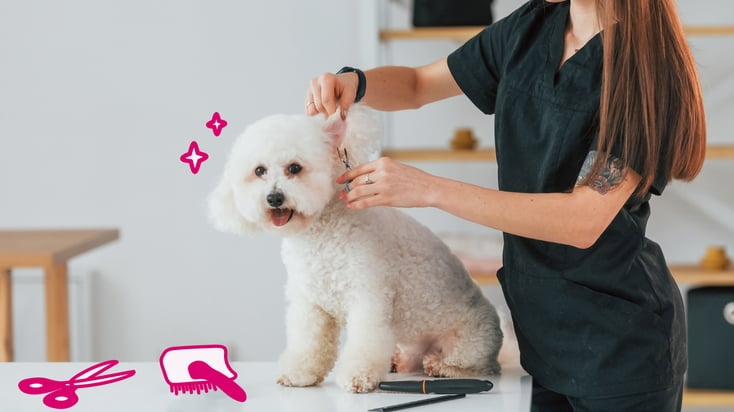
412,0,494,27
687,286,734,390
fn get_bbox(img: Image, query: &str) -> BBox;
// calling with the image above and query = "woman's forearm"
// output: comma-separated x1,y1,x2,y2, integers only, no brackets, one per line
360,66,422,111
427,175,636,249
307,58,461,116
361,59,463,111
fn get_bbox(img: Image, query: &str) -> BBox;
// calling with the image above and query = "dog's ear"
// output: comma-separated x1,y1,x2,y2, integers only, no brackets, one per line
323,111,347,149
207,175,257,234
340,104,382,166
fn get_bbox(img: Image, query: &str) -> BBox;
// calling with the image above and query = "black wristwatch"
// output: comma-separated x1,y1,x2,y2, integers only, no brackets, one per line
336,66,366,103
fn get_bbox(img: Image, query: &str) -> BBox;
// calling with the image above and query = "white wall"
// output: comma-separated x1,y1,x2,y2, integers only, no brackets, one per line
0,0,732,367
0,0,361,361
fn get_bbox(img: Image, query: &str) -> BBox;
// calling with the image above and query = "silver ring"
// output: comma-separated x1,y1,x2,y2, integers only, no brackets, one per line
306,101,315,108
364,174,373,184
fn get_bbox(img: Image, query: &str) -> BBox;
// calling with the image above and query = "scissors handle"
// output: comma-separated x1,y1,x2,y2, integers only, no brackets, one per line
188,361,247,402
18,377,64,395
43,387,80,409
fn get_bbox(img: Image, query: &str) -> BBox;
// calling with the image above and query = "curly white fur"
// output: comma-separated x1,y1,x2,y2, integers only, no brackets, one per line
209,104,503,392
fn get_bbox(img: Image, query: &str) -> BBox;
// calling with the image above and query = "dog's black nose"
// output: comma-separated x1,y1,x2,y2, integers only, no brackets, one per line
267,192,285,208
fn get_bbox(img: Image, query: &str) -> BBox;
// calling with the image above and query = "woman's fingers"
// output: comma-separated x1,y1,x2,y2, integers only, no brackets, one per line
319,74,339,116
306,72,358,117
338,157,435,209
305,91,318,116
338,160,386,207
340,176,381,207
308,77,325,115
337,162,375,185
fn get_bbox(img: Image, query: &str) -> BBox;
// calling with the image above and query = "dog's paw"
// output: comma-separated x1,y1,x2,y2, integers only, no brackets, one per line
391,348,423,374
276,371,324,387
485,360,502,376
339,374,381,393
422,353,501,377
336,359,389,392
423,354,466,378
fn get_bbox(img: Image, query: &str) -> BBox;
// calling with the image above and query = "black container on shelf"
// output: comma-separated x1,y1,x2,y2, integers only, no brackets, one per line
687,286,734,390
412,0,494,27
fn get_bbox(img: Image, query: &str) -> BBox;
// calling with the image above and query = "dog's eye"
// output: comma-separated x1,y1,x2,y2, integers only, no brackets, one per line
254,166,267,177
288,163,302,175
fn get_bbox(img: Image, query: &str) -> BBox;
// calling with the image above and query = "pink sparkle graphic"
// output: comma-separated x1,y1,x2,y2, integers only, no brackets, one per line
180,141,209,174
206,112,228,137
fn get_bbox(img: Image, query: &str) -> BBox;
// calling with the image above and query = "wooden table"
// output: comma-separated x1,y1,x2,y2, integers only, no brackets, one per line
0,229,119,362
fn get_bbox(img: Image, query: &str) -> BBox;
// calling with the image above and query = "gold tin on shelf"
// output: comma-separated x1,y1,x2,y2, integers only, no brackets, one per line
450,128,478,150
700,246,732,271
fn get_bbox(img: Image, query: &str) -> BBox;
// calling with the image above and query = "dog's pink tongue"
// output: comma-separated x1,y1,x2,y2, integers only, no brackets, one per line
271,209,293,227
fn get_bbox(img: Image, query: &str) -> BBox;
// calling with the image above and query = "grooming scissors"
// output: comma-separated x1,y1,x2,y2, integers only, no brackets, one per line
18,360,136,409
337,147,354,192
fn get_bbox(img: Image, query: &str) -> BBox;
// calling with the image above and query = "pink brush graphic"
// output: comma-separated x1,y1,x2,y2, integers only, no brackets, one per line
18,360,136,409
159,344,246,402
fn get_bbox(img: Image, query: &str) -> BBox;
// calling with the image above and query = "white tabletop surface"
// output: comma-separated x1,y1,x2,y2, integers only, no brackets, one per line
1,361,531,412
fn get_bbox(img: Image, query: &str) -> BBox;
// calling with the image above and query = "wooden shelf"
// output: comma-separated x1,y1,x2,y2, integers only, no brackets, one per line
685,26,734,36
667,264,734,285
380,25,734,42
382,148,496,162
470,264,734,286
380,27,485,42
382,145,734,162
470,270,501,285
707,144,734,159
683,389,734,407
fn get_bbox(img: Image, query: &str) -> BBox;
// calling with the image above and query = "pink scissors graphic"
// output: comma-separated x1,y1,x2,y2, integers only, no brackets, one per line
18,360,136,409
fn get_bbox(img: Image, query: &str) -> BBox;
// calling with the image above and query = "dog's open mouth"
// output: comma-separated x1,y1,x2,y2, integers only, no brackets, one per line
270,208,295,227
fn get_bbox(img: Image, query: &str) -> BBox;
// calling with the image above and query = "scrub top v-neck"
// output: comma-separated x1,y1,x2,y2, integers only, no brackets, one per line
447,0,686,399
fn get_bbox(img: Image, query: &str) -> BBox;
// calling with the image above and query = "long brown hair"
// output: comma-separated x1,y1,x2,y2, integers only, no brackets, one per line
586,0,706,196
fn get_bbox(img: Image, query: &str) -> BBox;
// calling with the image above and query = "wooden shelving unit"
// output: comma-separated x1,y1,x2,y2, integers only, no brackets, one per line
383,144,734,161
380,25,734,42
379,11,734,407
379,24,734,162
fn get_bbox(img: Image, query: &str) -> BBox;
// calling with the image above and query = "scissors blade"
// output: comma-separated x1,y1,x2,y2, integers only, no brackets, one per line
69,360,119,381
337,147,351,170
71,370,136,389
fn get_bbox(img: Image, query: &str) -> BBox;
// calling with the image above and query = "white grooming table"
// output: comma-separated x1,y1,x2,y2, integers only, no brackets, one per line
1,361,531,411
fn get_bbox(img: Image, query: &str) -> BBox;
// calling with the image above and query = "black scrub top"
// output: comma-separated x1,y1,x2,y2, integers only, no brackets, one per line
447,0,686,398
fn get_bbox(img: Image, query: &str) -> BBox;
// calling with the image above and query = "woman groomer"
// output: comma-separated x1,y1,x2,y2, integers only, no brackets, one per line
306,0,706,410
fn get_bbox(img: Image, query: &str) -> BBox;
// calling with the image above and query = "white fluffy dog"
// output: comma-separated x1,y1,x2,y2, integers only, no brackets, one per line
208,105,503,393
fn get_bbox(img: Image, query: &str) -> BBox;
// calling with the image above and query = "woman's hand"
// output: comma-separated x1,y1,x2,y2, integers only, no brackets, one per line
337,157,439,209
305,72,359,118
305,60,463,116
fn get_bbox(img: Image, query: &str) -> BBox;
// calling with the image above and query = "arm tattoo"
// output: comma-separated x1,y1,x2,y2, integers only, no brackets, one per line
576,150,624,195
